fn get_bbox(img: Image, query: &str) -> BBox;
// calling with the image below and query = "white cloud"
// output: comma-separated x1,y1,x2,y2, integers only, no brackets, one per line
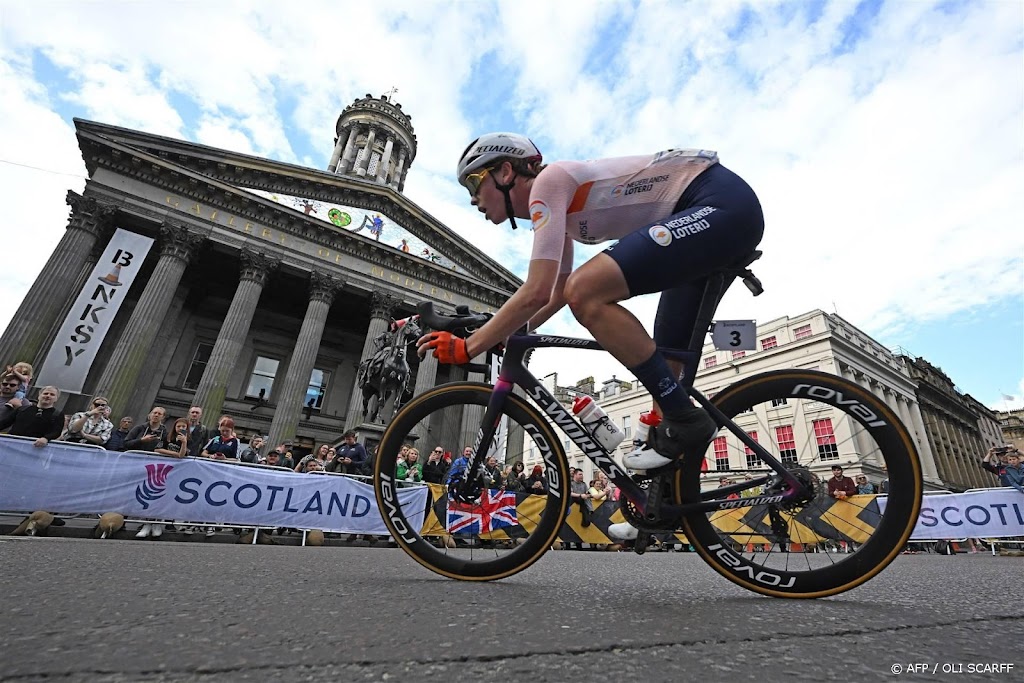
0,57,86,339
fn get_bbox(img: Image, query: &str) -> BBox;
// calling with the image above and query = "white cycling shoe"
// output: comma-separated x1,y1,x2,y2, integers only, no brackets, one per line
623,412,719,471
622,444,673,471
608,522,640,540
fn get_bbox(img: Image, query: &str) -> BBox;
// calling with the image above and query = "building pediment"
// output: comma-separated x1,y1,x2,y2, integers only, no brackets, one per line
73,119,521,293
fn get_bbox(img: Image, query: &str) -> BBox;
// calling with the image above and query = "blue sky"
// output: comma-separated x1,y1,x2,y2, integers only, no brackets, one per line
0,0,1021,409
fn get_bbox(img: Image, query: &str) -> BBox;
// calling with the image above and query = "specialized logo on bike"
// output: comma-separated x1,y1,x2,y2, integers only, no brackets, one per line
791,384,887,427
537,335,590,346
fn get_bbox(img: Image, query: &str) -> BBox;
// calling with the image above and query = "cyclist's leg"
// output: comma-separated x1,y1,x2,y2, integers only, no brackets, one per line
652,280,706,392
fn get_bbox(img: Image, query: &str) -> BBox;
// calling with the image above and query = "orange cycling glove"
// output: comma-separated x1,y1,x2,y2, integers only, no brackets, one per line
424,331,471,365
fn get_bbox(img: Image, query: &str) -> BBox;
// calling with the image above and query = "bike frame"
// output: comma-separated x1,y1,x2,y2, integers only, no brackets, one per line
464,332,806,524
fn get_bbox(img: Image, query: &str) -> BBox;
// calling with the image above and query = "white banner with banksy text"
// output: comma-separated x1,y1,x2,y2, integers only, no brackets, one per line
35,228,154,393
877,489,1024,539
0,438,428,534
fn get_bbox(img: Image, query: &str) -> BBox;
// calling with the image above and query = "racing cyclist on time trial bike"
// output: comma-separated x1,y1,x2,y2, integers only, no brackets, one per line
417,132,765,539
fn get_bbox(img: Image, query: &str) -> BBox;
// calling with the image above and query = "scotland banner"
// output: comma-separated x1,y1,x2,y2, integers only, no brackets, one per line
878,489,1024,539
0,438,428,534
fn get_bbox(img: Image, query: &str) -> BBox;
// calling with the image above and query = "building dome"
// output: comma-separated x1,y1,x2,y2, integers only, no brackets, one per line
327,92,417,192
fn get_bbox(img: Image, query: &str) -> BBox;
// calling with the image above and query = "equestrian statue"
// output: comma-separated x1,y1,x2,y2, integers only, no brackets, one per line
356,315,421,424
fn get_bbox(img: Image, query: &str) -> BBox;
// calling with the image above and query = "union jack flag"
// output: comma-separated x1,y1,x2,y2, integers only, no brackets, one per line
447,489,518,535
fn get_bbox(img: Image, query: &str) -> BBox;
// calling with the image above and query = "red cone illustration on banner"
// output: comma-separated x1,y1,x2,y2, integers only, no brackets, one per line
98,264,123,287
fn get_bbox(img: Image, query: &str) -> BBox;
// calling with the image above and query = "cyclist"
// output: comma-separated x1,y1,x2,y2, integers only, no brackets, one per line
417,132,764,538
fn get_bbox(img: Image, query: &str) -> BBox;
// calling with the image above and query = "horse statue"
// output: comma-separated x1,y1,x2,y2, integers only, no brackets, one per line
357,315,421,424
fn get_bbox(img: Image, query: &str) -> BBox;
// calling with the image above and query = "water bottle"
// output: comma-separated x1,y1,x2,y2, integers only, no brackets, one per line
634,410,662,446
572,396,625,451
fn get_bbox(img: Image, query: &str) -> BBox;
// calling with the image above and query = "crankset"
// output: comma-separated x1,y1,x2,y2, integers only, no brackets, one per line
619,474,682,556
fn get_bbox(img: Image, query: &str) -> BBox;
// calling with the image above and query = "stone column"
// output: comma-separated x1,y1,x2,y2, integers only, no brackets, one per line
125,285,191,418
93,223,205,416
345,291,398,428
908,400,941,486
0,192,116,368
398,164,410,192
459,356,490,459
266,271,342,448
192,248,280,420
390,149,407,191
376,136,394,185
338,124,361,175
327,129,346,172
412,352,438,397
356,127,377,177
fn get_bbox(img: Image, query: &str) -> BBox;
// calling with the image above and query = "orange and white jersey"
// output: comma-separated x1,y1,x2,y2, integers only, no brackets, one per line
528,149,719,271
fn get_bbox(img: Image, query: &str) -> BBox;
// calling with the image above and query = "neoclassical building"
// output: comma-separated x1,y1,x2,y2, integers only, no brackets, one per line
0,95,520,455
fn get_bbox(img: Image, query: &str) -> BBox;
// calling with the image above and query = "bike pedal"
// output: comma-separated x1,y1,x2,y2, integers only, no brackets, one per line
633,531,652,555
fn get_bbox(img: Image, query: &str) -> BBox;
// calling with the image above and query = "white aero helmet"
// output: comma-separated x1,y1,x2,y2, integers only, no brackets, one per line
457,132,542,188
457,132,542,230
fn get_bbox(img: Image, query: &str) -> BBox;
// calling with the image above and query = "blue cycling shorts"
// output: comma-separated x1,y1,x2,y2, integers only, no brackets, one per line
604,163,764,350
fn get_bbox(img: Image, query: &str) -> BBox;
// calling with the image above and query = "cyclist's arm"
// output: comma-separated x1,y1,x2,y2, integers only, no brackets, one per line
527,269,570,332
464,258,560,357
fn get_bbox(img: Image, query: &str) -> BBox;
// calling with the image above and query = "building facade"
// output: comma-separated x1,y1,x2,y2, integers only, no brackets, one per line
899,356,1007,491
0,98,519,455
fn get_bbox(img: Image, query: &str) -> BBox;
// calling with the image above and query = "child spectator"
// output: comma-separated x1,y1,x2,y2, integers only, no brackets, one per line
4,362,32,407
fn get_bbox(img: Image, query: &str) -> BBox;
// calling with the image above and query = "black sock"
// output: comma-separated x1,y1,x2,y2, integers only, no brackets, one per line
628,352,695,420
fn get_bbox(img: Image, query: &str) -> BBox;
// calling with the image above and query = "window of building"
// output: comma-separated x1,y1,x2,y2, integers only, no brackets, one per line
713,436,730,471
182,342,214,390
794,324,812,340
813,418,839,460
304,369,331,411
621,414,631,440
731,350,746,360
704,356,718,369
760,336,778,351
775,425,798,465
245,356,280,400
771,398,788,407
744,431,761,469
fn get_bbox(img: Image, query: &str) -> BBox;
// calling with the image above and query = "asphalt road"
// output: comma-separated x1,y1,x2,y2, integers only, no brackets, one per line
1,537,1021,682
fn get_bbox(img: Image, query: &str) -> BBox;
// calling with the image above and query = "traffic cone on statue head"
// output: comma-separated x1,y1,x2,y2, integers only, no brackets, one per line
98,264,123,286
